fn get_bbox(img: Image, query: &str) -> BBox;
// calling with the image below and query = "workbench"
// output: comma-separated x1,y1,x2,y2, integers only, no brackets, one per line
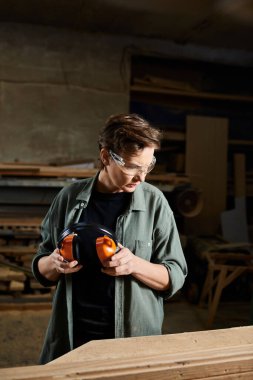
186,236,253,327
197,240,253,328
0,326,252,379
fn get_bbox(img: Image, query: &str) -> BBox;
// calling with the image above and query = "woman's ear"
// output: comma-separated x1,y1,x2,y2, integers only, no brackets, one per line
100,148,110,166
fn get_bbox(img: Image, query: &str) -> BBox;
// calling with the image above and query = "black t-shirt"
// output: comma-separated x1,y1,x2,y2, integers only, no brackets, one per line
72,190,131,348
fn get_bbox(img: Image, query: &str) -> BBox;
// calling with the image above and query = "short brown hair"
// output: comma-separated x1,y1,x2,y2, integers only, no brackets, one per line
98,113,161,155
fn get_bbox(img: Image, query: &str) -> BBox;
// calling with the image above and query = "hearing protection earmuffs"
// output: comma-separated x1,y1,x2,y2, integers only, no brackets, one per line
57,223,118,265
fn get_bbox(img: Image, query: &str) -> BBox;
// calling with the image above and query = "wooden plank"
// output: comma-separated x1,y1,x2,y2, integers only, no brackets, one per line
0,163,97,178
221,154,249,242
0,245,37,255
0,267,26,282
0,217,42,228
136,75,197,92
131,84,253,103
52,326,253,364
0,326,253,379
1,348,252,379
234,154,246,198
0,162,190,186
9,280,24,292
185,115,228,234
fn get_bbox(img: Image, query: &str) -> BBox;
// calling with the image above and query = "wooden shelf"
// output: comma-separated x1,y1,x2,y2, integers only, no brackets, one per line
131,84,253,103
0,163,190,187
0,163,97,178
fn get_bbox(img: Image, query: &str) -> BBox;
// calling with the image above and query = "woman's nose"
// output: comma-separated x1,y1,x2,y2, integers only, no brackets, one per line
133,171,146,182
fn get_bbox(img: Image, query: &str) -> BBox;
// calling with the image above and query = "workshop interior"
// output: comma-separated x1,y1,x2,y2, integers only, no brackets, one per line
0,0,253,376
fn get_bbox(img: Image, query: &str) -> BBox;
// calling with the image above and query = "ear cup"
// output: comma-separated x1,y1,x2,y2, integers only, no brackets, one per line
96,236,117,263
58,233,76,262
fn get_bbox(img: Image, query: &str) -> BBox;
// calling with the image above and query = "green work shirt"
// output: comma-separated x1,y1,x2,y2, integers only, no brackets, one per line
32,173,187,364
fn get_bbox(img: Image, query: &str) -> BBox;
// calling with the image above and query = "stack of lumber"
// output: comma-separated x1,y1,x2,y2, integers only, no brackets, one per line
0,326,252,379
0,162,190,188
0,217,41,237
0,246,36,295
0,265,26,292
0,218,42,296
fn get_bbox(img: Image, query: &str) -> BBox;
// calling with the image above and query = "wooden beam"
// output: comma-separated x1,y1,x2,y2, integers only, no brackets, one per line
0,327,253,379
131,84,253,103
234,154,246,198
185,115,228,234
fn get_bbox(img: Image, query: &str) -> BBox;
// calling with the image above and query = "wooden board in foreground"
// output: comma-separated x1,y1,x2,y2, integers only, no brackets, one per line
0,326,253,379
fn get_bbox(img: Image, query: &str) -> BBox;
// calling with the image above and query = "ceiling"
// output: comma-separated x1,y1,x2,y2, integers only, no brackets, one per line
0,0,253,53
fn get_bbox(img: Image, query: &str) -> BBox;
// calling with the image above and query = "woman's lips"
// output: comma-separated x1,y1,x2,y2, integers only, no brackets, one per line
127,183,139,188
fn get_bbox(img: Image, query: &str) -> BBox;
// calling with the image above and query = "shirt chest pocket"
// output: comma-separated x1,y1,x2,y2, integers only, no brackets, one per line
134,240,153,261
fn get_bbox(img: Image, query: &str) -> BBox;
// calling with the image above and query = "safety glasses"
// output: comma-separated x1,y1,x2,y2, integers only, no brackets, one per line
109,150,156,176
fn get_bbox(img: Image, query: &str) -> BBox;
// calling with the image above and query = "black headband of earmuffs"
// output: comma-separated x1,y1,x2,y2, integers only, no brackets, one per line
58,223,117,245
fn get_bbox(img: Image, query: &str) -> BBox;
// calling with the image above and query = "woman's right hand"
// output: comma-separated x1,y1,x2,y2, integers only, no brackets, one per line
52,248,83,274
38,248,83,281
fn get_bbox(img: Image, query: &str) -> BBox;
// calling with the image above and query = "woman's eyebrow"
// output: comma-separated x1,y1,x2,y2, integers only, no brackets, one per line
126,162,150,168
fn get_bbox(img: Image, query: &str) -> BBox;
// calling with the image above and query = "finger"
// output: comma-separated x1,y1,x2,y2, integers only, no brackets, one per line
70,264,83,272
110,252,131,265
105,259,120,268
63,264,82,273
56,266,65,274
102,265,129,276
56,263,82,274
63,260,79,271
101,267,117,276
111,249,126,261
51,251,64,264
52,248,61,257
69,260,79,268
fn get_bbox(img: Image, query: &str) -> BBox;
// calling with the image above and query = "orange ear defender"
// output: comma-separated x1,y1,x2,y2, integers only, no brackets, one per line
57,223,118,265
96,235,117,263
58,233,77,262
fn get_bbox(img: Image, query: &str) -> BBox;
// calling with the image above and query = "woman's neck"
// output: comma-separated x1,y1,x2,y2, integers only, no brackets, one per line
96,170,122,193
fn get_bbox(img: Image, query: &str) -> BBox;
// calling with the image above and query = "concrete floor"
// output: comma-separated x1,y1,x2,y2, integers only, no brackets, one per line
0,294,251,369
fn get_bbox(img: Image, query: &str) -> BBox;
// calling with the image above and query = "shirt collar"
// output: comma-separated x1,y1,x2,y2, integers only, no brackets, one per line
76,172,99,204
129,183,146,212
76,172,146,212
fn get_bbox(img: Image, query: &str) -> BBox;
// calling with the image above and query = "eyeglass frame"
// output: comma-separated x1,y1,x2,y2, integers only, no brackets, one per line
109,149,156,176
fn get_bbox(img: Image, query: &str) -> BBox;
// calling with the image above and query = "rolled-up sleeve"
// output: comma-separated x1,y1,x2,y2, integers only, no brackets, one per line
154,207,188,299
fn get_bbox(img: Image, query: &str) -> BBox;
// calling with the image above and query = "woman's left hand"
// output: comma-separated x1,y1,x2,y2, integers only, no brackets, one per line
101,243,170,291
101,243,136,276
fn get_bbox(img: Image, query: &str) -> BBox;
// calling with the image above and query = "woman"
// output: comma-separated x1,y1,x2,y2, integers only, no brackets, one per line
32,113,187,364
